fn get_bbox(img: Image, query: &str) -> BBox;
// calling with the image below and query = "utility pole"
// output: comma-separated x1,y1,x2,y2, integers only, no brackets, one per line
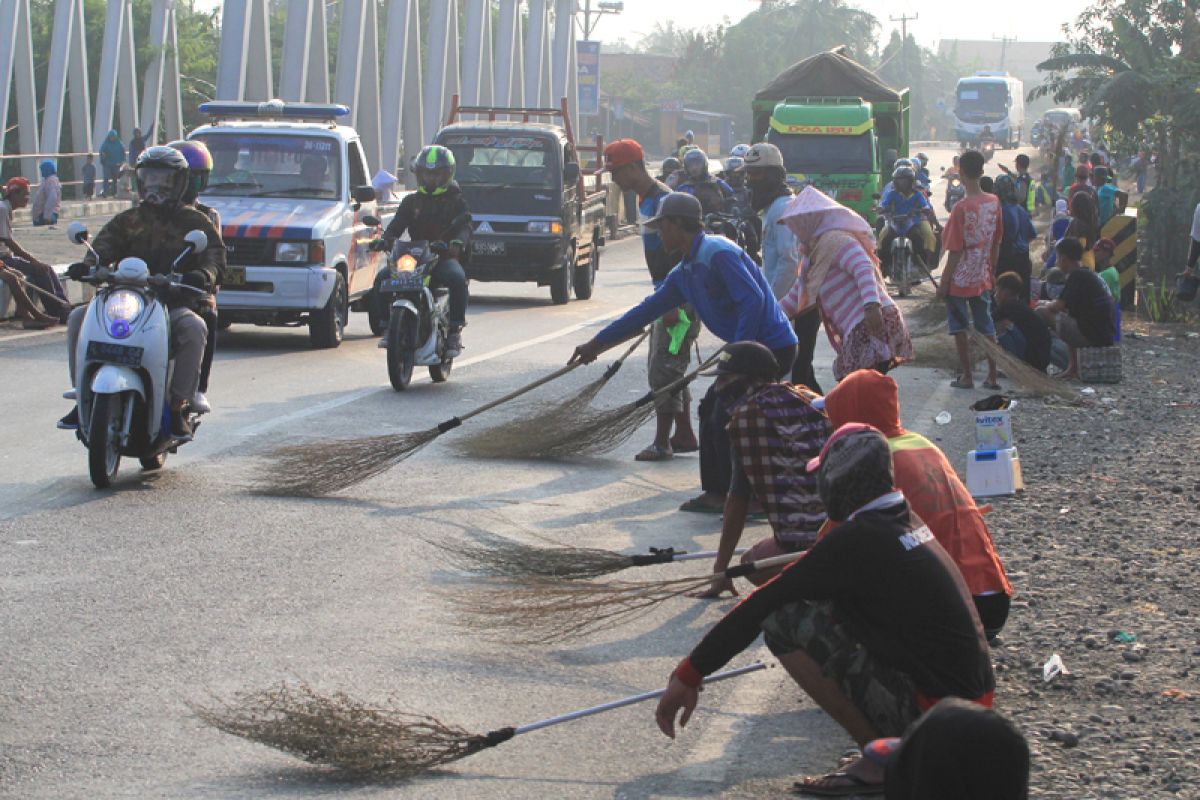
889,13,917,83
578,0,623,41
993,34,1017,69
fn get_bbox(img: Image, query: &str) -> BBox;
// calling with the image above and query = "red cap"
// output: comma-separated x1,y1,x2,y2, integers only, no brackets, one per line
603,139,644,170
1095,237,1116,254
4,177,30,193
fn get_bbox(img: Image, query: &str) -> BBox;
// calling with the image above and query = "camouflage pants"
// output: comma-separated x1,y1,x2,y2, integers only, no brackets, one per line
761,599,922,737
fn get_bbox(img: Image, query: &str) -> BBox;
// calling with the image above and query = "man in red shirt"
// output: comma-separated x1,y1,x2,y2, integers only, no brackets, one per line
937,149,1002,390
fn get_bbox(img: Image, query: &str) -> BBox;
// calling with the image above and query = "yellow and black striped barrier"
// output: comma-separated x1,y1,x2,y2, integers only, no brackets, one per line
1102,211,1137,309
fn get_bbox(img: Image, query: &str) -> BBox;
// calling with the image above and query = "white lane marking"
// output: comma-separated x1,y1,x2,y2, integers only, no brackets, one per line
236,308,626,437
0,328,65,344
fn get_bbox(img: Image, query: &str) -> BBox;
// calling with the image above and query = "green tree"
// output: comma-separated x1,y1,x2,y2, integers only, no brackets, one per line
1032,0,1200,275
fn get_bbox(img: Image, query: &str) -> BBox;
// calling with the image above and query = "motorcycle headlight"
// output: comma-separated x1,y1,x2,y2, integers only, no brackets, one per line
396,254,418,272
526,220,563,234
103,289,144,338
275,242,309,263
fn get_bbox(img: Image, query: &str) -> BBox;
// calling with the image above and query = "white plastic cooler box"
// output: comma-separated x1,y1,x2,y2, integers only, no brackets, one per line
966,448,1024,497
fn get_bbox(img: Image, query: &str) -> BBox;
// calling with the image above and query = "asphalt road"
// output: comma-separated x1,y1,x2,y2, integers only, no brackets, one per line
0,145,1009,798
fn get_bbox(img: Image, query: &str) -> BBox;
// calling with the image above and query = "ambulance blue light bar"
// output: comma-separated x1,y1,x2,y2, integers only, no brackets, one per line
198,100,351,121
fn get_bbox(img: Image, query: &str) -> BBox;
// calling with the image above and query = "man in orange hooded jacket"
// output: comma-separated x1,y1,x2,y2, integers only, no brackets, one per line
821,369,1013,638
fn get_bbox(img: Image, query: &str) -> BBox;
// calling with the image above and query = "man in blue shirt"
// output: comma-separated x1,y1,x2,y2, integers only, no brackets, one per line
603,139,699,461
572,192,798,513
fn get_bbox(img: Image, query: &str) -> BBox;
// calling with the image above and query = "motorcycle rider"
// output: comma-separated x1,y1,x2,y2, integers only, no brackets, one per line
60,146,225,438
877,164,940,271
676,148,734,216
375,145,471,358
913,152,932,192
658,156,683,188
720,157,752,213
169,139,221,415
729,143,751,160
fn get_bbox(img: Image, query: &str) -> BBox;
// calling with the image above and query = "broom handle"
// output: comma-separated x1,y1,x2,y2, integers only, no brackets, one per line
6,271,66,304
723,550,806,578
511,661,767,736
633,350,724,408
603,329,650,379
441,363,584,430
629,547,748,566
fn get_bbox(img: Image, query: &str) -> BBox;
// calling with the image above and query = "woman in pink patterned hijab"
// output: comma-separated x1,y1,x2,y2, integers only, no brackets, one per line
778,187,912,381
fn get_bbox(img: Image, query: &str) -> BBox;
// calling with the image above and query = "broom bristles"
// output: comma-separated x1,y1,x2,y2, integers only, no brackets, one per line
256,429,440,497
190,681,485,777
443,573,716,644
965,329,1077,400
460,399,656,461
441,535,638,579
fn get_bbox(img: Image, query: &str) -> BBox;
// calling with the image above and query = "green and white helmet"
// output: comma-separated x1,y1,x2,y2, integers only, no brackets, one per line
413,145,456,195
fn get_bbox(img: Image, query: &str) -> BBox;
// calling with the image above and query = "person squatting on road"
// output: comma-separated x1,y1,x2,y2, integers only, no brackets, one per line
376,145,471,359
779,186,913,382
0,177,72,327
690,341,831,600
170,139,223,415
1036,237,1117,381
654,423,995,797
602,139,699,462
569,191,798,515
822,368,1014,639
60,146,225,439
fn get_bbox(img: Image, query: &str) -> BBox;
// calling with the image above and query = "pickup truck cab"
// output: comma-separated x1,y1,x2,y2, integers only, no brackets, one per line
433,99,607,304
189,100,381,348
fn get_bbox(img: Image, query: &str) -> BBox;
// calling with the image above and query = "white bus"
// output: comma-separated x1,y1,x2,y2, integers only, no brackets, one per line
953,72,1025,149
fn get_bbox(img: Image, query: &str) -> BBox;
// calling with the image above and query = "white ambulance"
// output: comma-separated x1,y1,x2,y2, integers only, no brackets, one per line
189,100,383,348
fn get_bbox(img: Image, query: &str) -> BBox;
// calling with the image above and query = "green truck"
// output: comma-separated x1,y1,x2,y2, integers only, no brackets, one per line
752,48,910,218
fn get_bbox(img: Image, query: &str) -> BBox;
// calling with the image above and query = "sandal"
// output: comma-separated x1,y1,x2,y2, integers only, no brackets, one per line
669,437,699,454
982,380,1001,390
949,378,975,389
791,771,884,797
679,495,725,514
634,444,673,462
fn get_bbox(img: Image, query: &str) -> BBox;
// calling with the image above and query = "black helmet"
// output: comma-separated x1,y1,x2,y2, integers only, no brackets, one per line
993,174,1018,204
413,145,456,195
892,164,916,182
135,145,190,210
683,148,709,180
661,156,681,175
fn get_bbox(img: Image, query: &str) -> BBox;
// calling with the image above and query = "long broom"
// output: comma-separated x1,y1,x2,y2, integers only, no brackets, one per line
911,254,1075,399
191,662,766,779
256,361,587,497
440,533,749,580
454,329,650,459
444,551,805,645
470,349,723,461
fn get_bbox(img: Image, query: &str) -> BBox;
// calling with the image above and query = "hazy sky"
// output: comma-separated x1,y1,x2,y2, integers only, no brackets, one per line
593,0,1093,50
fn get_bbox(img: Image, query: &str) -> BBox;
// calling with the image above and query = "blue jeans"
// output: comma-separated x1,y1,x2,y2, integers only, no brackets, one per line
997,325,1027,361
946,292,996,336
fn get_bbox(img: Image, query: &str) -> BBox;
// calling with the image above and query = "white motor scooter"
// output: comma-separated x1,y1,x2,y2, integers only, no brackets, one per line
64,222,210,488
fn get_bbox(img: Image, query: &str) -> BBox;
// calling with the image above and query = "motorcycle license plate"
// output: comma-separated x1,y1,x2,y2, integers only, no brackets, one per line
381,274,423,292
86,341,143,367
224,267,246,287
472,240,506,257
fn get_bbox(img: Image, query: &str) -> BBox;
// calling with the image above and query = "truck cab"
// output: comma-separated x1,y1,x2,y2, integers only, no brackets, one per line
433,98,607,305
189,100,382,348
765,96,880,217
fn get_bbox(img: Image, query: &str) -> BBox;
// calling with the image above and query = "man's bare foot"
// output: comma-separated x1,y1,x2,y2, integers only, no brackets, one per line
669,435,698,453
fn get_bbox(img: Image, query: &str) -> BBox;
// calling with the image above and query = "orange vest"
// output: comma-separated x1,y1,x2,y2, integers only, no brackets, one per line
890,433,1013,597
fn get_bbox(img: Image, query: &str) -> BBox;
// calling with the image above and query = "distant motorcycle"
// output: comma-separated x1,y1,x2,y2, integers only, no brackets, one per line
366,213,469,391
980,140,997,162
63,222,210,488
704,210,761,264
880,211,919,297
945,175,966,212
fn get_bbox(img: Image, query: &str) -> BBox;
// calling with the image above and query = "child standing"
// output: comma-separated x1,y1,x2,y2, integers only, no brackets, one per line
938,149,1002,390
81,155,96,199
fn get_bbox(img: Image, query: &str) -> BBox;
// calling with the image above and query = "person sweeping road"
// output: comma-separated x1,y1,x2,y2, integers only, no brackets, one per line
688,341,831,599
654,423,995,797
570,192,797,515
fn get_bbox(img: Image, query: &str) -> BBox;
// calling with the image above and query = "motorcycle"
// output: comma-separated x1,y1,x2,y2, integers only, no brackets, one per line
980,139,997,162
63,222,210,488
880,212,921,297
365,213,469,391
945,174,966,212
704,209,761,264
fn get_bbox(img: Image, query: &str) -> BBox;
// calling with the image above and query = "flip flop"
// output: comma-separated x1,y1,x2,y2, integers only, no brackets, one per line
634,445,673,462
982,380,1002,390
679,496,725,514
791,771,884,797
669,439,699,454
949,378,975,389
